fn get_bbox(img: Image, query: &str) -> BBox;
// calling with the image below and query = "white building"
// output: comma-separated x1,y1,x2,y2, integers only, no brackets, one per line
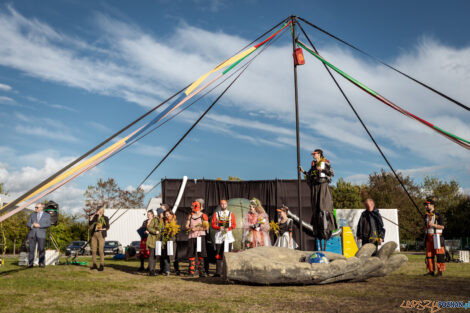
104,197,162,247
336,208,400,251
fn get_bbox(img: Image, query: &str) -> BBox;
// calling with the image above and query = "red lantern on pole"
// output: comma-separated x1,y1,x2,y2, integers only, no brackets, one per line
293,47,305,66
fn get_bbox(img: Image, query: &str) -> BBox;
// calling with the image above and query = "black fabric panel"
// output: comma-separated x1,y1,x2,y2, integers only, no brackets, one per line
162,178,316,250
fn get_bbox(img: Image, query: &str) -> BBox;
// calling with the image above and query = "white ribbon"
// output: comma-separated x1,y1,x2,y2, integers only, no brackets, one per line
155,241,162,256
433,234,441,250
167,241,174,256
224,239,229,253
196,236,202,252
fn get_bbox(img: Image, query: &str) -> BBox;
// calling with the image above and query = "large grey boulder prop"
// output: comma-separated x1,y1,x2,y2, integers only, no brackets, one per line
223,242,407,285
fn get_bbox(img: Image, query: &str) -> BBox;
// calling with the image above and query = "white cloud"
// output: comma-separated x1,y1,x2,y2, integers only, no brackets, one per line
15,125,79,143
0,148,86,213
0,5,468,168
88,121,112,133
0,83,12,91
0,95,15,103
130,143,166,157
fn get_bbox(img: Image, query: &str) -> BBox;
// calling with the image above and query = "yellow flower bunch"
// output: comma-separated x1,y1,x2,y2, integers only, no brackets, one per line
269,220,280,238
162,219,180,245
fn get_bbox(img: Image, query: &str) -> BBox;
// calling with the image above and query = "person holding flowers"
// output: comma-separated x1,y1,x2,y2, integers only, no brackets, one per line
185,199,209,277
273,205,297,249
211,199,236,277
243,198,271,248
160,209,180,276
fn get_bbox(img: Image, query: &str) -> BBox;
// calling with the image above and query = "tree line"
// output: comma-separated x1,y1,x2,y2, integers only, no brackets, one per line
0,172,469,253
332,170,470,240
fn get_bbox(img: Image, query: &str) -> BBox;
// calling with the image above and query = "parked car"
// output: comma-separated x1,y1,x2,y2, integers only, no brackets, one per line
104,241,123,255
130,241,141,253
65,241,91,256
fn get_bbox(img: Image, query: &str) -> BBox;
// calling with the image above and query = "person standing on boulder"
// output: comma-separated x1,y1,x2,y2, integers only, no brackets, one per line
211,199,236,277
423,197,445,277
356,198,385,254
299,149,336,251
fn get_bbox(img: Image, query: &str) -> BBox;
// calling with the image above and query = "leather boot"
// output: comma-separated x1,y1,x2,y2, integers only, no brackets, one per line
214,259,223,277
188,258,196,277
198,257,207,277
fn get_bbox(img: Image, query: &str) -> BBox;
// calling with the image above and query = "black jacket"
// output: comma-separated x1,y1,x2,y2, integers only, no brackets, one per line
89,215,110,238
137,219,149,239
356,207,385,242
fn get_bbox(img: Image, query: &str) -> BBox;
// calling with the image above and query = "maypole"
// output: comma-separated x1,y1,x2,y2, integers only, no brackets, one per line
290,15,303,250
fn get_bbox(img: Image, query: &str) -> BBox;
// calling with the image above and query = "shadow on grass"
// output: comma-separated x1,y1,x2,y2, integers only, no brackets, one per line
180,276,230,285
0,266,30,277
106,263,149,275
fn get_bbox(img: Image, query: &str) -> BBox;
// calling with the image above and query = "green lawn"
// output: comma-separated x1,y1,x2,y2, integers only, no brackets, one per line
0,254,469,312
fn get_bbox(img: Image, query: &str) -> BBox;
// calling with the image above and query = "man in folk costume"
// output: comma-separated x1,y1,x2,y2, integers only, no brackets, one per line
211,199,236,277
299,149,337,251
185,199,209,277
423,197,445,277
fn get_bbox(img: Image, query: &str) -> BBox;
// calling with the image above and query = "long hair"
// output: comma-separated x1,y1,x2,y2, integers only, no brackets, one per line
250,198,265,214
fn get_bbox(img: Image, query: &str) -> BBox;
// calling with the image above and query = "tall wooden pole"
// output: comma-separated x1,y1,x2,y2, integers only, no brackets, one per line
290,16,303,250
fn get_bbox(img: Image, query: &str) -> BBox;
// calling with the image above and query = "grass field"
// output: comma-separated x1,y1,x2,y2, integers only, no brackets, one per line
0,253,469,312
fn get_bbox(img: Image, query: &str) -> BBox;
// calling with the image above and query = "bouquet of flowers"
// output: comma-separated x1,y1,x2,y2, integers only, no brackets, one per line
258,215,267,227
162,220,180,246
219,214,231,235
187,220,210,233
269,220,280,238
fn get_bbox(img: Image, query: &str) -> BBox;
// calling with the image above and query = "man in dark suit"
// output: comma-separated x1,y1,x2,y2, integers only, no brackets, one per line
26,202,51,267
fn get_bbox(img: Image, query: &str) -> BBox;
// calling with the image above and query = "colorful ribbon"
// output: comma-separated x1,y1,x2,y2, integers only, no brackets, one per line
297,40,470,150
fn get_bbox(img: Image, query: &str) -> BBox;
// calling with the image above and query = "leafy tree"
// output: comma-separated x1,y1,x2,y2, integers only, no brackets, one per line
84,178,145,215
331,178,365,209
228,176,242,181
421,176,469,237
365,170,423,240
49,214,88,251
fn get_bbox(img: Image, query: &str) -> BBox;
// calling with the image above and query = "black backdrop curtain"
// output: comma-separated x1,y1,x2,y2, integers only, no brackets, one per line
162,178,316,252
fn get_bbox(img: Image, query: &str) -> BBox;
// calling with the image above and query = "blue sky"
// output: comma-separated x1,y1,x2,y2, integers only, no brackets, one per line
0,0,469,212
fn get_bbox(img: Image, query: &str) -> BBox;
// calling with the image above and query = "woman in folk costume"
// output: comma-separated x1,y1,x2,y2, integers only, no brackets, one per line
211,199,236,277
299,149,337,251
243,198,271,248
274,205,298,249
185,199,209,277
146,210,162,276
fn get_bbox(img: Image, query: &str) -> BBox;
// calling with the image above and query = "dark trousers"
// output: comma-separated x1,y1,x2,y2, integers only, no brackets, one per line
148,248,157,272
215,243,232,276
160,255,170,273
28,235,46,265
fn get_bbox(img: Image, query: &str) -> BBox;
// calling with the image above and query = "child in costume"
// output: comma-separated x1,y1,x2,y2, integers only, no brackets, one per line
274,205,298,249
185,200,209,277
211,199,236,277
243,198,271,248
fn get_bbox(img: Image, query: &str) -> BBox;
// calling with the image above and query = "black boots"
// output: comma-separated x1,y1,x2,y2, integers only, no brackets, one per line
90,264,98,270
198,257,207,277
214,259,223,277
98,265,104,271
188,258,196,276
